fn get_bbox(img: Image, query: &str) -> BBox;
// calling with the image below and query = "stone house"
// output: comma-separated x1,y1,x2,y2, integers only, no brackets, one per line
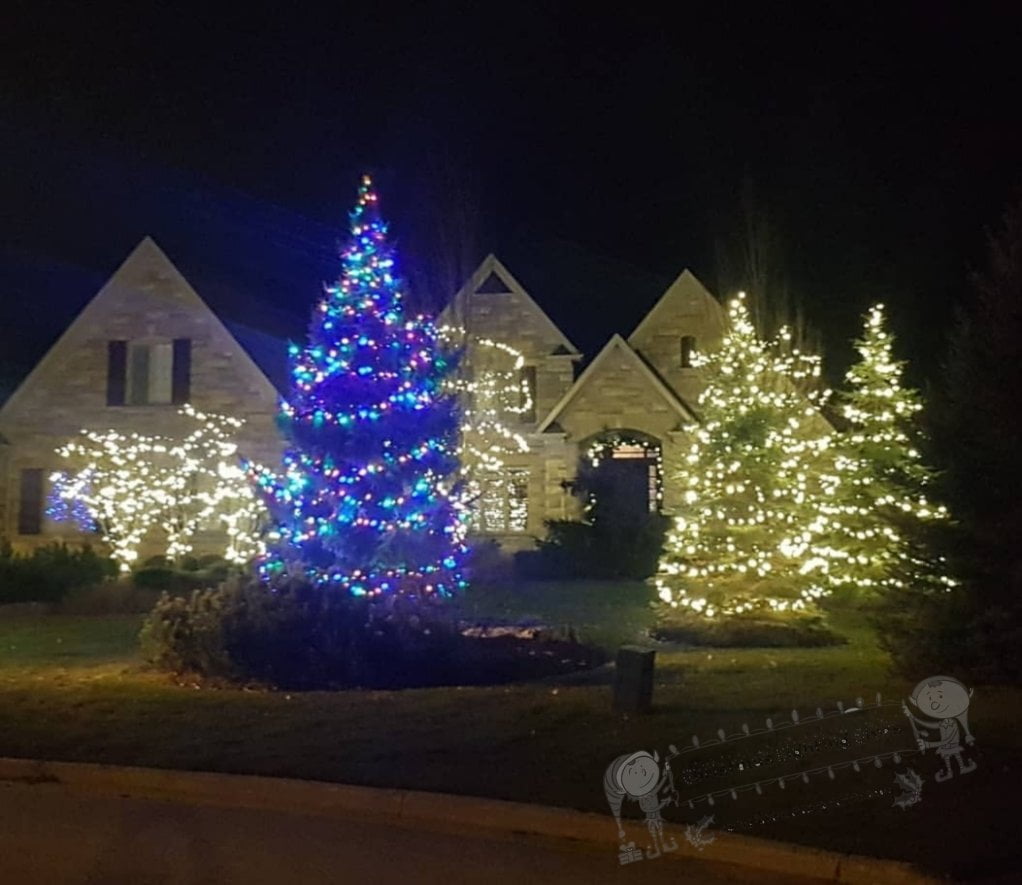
0,238,726,557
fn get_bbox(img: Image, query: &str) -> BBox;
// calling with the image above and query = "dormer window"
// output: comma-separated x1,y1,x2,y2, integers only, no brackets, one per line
680,335,696,369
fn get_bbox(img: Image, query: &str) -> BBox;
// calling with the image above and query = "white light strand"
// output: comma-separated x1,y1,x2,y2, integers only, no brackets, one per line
49,405,268,571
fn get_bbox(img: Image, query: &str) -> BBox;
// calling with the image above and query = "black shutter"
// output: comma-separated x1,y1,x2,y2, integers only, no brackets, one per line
681,336,696,368
106,340,127,405
172,338,192,404
18,469,44,535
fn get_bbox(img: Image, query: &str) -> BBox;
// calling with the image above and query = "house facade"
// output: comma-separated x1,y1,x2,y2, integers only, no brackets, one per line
0,239,726,557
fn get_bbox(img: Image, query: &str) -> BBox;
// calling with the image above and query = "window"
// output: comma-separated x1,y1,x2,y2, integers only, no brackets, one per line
107,338,191,405
475,468,529,533
18,468,44,535
680,335,696,368
474,271,512,295
519,365,537,423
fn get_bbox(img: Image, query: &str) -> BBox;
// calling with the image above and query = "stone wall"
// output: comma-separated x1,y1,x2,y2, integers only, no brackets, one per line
628,270,725,407
0,239,284,554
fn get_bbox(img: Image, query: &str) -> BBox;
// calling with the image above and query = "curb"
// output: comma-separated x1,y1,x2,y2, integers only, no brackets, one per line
0,756,939,884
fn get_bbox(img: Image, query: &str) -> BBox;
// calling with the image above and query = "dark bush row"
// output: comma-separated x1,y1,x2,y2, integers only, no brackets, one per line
132,554,234,593
514,514,669,580
652,609,846,648
140,577,605,690
0,541,117,604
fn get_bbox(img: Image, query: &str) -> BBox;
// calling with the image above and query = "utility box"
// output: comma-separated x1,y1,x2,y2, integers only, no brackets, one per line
612,645,655,714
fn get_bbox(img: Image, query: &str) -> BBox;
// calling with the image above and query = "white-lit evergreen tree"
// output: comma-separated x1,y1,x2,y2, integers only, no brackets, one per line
824,304,952,595
655,294,835,618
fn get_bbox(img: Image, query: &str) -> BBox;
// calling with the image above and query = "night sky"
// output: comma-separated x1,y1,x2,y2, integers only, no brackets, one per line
3,4,1022,399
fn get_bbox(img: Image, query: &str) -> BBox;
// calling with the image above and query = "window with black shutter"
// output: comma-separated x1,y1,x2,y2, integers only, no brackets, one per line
110,338,190,405
18,468,44,535
107,340,127,405
680,335,697,368
172,338,192,404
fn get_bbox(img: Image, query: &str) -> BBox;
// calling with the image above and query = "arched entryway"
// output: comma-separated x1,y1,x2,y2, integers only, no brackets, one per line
579,429,663,522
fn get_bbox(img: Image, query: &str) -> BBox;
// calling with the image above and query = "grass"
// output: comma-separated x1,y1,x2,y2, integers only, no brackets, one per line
0,583,1019,879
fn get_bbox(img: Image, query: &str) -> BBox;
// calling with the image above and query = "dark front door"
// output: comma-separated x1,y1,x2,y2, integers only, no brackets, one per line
595,456,652,523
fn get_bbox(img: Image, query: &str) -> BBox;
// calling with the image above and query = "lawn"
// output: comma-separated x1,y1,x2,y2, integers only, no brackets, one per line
1,583,1019,880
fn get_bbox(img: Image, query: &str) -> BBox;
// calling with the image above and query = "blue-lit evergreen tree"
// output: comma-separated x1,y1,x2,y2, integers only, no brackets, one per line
252,175,467,599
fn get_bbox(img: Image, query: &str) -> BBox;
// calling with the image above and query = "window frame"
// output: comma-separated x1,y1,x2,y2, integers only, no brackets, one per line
680,335,697,369
474,467,530,534
108,337,191,407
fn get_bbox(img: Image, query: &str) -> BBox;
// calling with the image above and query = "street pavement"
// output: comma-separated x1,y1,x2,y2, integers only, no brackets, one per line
0,780,817,884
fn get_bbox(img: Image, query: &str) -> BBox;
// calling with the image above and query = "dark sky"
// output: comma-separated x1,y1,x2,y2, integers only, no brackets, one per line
2,3,1022,397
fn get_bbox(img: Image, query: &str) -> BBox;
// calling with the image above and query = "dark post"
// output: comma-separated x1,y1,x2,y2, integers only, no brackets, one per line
612,645,655,714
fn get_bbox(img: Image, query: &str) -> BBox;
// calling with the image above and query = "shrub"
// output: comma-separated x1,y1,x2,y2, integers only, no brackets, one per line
141,578,453,689
0,541,117,604
652,609,845,648
870,576,1022,685
140,577,605,690
131,556,234,594
517,514,669,580
463,538,514,582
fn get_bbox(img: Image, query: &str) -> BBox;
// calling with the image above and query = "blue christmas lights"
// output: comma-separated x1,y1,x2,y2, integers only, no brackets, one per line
251,174,468,598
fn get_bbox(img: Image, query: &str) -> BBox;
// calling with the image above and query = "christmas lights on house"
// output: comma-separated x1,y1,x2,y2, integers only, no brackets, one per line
438,327,531,532
251,174,467,598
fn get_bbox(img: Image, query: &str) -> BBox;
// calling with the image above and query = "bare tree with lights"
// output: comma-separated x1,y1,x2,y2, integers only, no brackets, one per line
48,405,268,571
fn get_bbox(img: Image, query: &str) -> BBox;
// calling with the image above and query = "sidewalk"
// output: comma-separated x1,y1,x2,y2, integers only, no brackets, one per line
0,756,939,884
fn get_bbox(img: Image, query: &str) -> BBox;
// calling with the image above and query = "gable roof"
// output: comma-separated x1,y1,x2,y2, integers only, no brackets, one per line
222,320,291,395
0,236,281,421
440,254,581,356
536,333,697,432
627,268,722,345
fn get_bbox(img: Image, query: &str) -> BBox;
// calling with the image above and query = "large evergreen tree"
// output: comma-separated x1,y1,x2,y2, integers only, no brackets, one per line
874,204,1022,682
824,304,952,596
252,175,467,599
655,294,834,618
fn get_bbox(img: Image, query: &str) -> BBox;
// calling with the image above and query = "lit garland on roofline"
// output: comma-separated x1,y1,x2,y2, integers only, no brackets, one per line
582,431,664,516
249,175,468,599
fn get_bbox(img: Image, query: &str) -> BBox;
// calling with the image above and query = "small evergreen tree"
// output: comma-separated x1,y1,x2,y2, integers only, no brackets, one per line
655,293,834,618
252,175,467,599
824,304,952,597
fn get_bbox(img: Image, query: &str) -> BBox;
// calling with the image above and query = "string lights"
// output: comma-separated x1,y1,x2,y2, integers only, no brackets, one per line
439,327,531,532
821,303,954,594
655,293,837,617
250,175,468,598
48,405,268,571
